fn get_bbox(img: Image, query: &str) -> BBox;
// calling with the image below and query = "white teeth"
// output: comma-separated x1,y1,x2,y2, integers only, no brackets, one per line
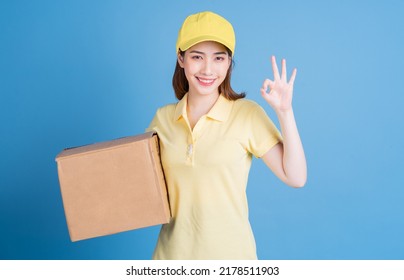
198,78,214,83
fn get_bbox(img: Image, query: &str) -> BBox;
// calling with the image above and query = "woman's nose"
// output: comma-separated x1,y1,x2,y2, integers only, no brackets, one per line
201,59,213,75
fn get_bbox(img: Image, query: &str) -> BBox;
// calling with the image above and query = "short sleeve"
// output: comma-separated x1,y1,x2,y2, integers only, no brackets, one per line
145,104,176,136
245,104,282,158
146,109,159,133
146,106,167,135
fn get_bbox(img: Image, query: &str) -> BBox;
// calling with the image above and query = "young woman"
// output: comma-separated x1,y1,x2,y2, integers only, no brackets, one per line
147,11,307,260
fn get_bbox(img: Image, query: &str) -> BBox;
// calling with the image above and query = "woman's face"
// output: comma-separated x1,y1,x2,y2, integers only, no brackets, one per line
178,41,231,97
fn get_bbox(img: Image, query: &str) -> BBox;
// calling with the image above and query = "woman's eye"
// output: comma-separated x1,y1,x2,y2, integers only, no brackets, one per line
216,56,225,61
192,55,202,60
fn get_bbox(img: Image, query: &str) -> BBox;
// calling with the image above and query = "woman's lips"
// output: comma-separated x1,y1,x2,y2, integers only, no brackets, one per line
196,77,216,86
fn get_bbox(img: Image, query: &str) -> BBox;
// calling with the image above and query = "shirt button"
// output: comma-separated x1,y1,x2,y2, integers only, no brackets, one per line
187,143,193,157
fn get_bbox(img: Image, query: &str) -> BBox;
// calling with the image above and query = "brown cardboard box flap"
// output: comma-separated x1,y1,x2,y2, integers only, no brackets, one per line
55,131,170,241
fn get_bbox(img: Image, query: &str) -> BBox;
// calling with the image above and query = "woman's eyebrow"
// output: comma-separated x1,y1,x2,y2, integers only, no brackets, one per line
189,50,204,54
214,51,227,55
189,50,227,55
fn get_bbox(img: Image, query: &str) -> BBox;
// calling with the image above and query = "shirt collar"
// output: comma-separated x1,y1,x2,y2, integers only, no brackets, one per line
174,94,188,121
174,93,233,123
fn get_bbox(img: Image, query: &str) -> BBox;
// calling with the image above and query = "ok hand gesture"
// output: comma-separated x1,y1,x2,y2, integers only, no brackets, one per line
260,56,297,113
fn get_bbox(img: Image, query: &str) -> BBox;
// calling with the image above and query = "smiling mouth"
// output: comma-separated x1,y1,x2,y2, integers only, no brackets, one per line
196,77,216,86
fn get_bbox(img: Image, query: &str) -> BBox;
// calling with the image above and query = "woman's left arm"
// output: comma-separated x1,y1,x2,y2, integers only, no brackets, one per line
260,56,307,188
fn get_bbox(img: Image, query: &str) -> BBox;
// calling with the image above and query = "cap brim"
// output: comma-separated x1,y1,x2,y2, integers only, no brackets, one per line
178,36,234,54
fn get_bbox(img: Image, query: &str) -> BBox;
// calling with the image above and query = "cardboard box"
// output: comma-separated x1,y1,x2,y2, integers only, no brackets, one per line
55,131,170,242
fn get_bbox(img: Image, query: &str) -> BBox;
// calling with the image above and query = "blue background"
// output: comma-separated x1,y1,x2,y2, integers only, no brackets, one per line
1,0,403,260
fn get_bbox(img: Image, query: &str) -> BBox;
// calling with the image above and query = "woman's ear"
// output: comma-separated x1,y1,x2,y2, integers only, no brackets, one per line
177,53,185,68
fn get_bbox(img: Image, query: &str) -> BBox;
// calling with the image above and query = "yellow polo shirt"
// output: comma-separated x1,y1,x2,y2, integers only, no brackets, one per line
147,93,282,260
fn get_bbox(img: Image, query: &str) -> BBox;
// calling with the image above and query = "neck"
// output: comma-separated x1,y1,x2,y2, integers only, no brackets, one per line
187,91,219,115
186,91,220,129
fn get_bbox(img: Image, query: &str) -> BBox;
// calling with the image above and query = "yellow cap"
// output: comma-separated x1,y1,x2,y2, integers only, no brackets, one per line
176,11,235,55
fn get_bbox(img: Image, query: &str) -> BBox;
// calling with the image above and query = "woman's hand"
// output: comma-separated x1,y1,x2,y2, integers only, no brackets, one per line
260,56,297,113
260,56,306,188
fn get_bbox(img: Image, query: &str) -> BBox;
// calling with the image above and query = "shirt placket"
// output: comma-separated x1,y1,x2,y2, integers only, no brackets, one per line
186,116,207,166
